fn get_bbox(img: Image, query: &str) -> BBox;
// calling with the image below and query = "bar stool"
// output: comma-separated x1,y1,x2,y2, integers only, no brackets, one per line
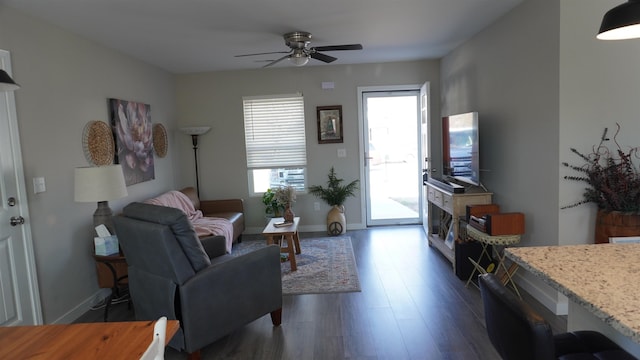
465,224,521,298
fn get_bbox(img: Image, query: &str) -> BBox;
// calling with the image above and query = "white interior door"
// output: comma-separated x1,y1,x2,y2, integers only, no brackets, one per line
361,86,421,226
420,82,431,235
0,50,42,326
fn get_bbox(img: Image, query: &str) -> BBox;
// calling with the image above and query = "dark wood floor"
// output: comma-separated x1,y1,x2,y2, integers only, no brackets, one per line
75,225,565,359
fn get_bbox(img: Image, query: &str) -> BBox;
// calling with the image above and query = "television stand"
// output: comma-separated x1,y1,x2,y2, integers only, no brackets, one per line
425,182,492,274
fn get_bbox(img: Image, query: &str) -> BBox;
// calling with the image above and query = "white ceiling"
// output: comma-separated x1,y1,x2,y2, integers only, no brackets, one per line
3,0,523,74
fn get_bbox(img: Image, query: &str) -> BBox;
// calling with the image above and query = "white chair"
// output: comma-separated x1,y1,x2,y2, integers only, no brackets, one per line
139,316,167,360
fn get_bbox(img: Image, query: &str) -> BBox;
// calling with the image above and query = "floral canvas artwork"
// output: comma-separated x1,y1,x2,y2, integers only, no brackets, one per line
108,98,155,185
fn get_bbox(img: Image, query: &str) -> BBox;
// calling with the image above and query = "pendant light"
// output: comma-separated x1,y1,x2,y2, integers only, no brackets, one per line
597,0,640,40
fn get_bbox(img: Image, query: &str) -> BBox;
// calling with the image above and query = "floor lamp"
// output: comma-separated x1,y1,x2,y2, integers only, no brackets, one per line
180,126,211,197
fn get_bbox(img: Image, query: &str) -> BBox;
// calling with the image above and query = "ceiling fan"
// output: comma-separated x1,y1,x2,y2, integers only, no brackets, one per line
235,31,363,68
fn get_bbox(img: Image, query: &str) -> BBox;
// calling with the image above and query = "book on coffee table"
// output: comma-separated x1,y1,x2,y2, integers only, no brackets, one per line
273,221,293,228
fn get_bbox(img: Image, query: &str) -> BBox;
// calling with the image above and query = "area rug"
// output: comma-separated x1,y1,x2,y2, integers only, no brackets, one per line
231,236,361,295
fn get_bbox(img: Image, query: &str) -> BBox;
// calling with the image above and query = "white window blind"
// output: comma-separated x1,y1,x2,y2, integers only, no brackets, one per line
243,94,307,168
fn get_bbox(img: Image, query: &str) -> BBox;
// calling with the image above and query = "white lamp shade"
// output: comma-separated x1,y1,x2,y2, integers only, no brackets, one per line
180,126,211,135
74,165,128,202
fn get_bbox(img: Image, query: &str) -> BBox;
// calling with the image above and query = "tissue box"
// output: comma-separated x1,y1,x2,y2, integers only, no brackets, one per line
94,235,119,256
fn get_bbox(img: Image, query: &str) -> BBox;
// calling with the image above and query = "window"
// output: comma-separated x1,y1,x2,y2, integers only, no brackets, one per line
243,93,307,195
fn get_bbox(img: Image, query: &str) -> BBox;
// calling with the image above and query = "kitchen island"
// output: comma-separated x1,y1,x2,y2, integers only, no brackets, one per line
506,243,640,357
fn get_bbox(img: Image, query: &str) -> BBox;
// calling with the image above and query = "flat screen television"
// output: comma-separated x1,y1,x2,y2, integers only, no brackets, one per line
442,112,480,186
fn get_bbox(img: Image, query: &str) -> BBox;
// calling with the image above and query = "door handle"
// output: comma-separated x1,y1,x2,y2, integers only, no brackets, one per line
10,216,25,226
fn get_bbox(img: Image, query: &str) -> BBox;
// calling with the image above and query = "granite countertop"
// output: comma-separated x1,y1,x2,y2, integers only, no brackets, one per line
506,244,640,343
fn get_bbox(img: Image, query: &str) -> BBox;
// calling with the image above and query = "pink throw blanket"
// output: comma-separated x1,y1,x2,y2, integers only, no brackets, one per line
144,190,234,253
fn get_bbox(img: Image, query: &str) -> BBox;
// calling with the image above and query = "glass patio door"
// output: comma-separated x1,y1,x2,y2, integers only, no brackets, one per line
362,89,421,226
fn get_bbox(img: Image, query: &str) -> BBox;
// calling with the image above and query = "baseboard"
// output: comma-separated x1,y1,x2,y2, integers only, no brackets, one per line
53,288,110,324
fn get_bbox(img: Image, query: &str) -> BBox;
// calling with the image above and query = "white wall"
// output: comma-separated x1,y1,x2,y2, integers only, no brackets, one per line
175,61,440,233
440,0,562,312
0,6,179,323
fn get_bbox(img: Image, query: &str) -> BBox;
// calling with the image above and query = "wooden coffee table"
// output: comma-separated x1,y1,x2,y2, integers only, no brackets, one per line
262,217,301,271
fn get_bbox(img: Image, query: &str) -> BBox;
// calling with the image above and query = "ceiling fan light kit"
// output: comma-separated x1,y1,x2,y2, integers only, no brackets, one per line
235,31,363,68
597,0,640,40
289,50,310,66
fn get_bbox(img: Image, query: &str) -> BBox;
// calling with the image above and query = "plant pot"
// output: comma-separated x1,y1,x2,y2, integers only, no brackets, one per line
327,205,346,236
594,209,640,244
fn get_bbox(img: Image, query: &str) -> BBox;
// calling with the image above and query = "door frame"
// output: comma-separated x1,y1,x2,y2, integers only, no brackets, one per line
357,84,423,227
0,49,42,325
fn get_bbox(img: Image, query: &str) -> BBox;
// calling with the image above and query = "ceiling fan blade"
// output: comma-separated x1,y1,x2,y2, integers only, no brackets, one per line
262,54,291,68
313,44,363,52
310,52,337,63
235,51,290,58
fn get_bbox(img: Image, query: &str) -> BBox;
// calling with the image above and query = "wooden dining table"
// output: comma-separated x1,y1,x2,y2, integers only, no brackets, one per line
0,319,179,359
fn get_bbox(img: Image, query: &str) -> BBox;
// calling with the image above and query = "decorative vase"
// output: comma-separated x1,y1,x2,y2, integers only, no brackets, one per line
284,204,295,223
595,209,640,244
327,205,346,236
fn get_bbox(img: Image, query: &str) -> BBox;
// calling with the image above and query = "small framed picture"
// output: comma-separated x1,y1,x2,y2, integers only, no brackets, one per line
317,105,343,144
444,224,455,249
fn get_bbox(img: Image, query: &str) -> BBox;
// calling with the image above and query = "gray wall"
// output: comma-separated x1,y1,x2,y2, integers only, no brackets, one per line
6,0,624,324
559,0,640,247
174,62,440,233
441,0,640,315
0,6,180,323
0,5,440,323
440,0,561,311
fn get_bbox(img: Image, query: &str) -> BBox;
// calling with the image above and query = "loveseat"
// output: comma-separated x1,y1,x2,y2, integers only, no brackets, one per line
143,187,245,253
179,187,244,244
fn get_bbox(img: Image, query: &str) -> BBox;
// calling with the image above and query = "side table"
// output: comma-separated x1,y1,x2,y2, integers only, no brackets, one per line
464,224,521,298
262,217,301,271
93,253,129,321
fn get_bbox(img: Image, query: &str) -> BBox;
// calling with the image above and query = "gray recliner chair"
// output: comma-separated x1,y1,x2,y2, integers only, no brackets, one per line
113,202,282,359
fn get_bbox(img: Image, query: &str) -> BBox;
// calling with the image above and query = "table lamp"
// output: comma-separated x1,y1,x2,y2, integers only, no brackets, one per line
74,165,128,235
180,126,210,197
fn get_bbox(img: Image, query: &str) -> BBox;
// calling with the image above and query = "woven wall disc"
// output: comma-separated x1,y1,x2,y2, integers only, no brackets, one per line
153,123,168,158
82,121,114,166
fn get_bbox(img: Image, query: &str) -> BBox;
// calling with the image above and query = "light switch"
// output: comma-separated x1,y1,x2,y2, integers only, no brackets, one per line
33,177,46,194
337,149,347,158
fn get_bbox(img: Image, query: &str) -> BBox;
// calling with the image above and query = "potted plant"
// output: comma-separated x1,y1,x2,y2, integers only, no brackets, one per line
308,167,359,235
262,188,284,218
562,123,640,243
